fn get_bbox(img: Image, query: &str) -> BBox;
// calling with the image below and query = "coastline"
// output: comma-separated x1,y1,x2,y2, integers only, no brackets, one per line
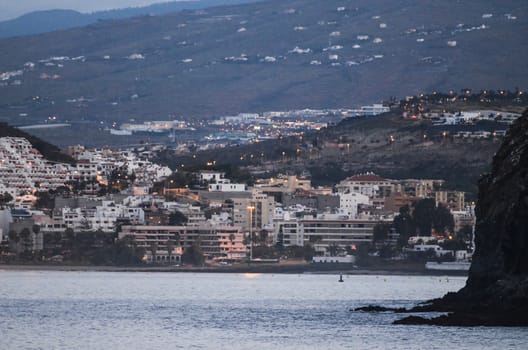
0,262,469,276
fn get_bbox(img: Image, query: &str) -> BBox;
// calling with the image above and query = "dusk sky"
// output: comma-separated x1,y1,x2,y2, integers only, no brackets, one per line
0,0,174,21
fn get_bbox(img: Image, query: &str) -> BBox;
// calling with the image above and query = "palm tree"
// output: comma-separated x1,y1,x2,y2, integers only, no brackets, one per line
65,228,75,249
54,231,63,246
174,232,181,246
228,233,236,259
32,225,41,255
259,229,268,245
8,230,20,257
327,243,340,257
0,192,13,208
373,223,390,245
149,242,158,264
19,228,32,259
166,239,175,264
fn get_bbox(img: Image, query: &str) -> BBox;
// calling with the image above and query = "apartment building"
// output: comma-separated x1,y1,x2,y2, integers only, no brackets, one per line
0,137,70,194
336,173,393,199
62,201,145,232
232,189,275,231
435,191,465,211
273,213,384,254
119,224,246,261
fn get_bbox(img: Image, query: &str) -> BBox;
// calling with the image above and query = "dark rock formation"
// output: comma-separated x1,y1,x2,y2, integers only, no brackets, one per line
394,109,528,326
394,311,528,327
468,109,528,288
353,305,407,313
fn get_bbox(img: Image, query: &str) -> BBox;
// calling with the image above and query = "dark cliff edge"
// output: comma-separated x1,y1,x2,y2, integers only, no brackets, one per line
0,122,74,164
393,109,528,326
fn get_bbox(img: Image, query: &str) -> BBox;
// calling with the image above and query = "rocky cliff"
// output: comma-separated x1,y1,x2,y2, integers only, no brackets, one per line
395,110,528,326
466,108,528,293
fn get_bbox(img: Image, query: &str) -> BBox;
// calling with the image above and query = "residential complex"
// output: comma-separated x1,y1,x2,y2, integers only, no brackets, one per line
0,135,474,264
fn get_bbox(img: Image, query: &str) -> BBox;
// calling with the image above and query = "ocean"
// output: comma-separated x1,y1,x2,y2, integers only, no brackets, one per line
1,271,526,349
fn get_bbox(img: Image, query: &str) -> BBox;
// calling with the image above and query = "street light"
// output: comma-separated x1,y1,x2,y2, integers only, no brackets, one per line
247,205,255,262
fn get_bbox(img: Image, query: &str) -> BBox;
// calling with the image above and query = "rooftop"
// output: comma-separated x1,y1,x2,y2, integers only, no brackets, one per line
348,173,388,182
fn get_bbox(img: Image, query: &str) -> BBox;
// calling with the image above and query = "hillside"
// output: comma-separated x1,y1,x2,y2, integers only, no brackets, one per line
0,123,74,164
157,93,527,196
158,114,499,196
0,0,526,126
0,1,258,39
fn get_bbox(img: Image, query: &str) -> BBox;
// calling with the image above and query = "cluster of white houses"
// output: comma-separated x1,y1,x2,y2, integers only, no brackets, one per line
0,137,71,197
1,137,474,263
0,138,171,201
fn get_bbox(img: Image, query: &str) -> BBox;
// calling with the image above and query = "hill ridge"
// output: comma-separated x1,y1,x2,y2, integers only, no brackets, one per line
0,1,258,38
0,0,526,125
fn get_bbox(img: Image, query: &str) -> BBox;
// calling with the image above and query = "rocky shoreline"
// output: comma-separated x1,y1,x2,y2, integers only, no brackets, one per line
393,313,527,327
355,284,528,327
357,110,528,327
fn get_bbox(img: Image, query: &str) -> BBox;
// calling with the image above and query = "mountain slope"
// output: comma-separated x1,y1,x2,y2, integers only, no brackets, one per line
157,106,508,196
0,0,526,125
0,1,258,38
0,10,91,39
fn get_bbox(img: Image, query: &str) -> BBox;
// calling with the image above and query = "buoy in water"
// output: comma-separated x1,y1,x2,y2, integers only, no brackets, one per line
338,274,344,282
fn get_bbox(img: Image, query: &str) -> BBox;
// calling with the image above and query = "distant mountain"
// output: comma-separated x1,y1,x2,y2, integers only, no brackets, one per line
0,10,90,39
0,0,526,125
0,1,258,38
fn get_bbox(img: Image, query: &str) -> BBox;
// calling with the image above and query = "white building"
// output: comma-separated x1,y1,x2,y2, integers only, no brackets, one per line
0,137,71,195
209,183,247,192
336,173,393,200
254,175,312,194
199,171,229,184
274,217,302,246
68,145,172,189
232,189,276,231
119,224,247,262
350,104,390,116
273,213,384,254
339,192,369,218
62,200,145,232
405,244,452,257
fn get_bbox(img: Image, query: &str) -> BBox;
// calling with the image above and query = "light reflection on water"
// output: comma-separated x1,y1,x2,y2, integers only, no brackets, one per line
1,271,526,349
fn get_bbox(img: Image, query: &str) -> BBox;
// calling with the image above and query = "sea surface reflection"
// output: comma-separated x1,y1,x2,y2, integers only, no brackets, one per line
1,271,526,349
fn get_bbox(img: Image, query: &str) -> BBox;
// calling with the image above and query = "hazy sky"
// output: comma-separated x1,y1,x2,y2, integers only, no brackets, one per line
0,0,175,21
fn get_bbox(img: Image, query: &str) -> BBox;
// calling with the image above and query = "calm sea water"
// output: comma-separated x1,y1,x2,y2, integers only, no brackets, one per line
1,271,526,350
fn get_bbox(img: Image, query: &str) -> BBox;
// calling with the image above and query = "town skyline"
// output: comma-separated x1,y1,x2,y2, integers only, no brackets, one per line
3,90,515,268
